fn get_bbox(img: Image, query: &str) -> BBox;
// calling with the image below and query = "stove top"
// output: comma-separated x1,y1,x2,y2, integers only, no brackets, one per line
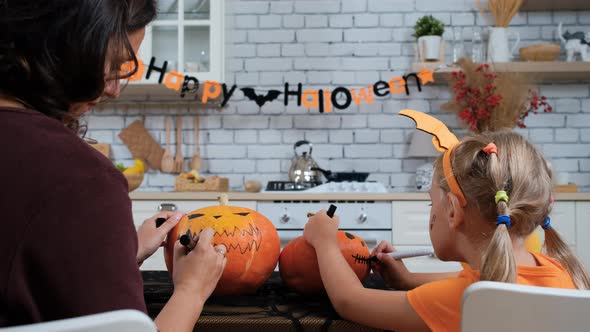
265,181,321,191
264,181,389,193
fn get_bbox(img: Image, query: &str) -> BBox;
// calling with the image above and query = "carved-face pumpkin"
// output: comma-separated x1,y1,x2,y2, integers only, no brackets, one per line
279,231,371,295
165,197,280,295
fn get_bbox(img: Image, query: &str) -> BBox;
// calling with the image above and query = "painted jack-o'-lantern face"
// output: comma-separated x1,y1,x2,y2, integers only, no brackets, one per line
279,231,371,295
165,201,280,295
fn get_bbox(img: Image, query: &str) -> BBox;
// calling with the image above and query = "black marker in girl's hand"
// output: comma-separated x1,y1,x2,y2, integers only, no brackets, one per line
327,204,337,218
306,205,337,218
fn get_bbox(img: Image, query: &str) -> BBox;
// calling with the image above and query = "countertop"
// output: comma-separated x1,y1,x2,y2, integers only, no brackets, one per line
129,191,590,201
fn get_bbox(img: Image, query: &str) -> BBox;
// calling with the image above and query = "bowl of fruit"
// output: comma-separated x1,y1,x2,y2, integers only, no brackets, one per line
115,159,145,192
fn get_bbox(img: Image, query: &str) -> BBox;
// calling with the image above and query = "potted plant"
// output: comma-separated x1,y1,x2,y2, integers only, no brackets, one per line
413,15,445,61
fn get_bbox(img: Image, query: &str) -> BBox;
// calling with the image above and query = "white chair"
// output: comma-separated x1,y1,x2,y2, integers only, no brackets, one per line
461,281,590,332
0,309,156,332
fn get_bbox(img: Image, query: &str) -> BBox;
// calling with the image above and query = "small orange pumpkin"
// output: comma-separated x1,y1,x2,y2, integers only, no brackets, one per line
279,231,371,295
165,194,280,295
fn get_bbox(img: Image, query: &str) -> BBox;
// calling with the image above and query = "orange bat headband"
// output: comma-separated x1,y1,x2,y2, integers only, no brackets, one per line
399,109,467,207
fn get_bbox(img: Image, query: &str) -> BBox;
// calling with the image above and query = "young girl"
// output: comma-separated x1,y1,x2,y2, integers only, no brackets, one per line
303,112,590,332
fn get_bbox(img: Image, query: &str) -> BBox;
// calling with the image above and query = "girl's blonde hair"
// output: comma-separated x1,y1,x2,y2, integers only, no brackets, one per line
434,130,590,289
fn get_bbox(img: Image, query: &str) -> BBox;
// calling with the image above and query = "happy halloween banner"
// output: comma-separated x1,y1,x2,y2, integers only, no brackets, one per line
121,57,435,112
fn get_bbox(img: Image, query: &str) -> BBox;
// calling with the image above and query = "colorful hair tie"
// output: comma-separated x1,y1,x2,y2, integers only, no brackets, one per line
496,215,511,228
483,143,498,155
542,217,552,230
495,191,510,205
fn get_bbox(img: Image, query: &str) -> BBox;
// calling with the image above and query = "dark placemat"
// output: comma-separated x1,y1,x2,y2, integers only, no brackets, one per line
143,271,389,331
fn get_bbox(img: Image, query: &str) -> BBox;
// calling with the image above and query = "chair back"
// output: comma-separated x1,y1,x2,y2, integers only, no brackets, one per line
0,309,156,332
461,281,590,332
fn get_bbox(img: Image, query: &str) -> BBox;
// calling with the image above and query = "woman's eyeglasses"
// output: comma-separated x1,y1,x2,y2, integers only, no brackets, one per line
78,123,97,144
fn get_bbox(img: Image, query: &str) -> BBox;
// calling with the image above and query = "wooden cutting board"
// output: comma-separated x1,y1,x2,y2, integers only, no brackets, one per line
89,143,110,158
554,184,578,193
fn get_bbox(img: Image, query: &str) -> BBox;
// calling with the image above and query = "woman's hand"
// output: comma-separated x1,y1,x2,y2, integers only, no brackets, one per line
370,241,412,290
303,209,339,249
172,228,227,302
136,212,183,265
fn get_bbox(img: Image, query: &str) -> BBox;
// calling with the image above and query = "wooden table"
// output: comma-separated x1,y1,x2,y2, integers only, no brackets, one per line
143,271,387,332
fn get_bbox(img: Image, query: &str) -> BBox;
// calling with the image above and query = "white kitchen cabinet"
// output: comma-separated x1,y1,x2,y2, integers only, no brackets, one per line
392,201,463,272
135,0,225,84
550,201,576,246
133,199,256,270
576,202,590,269
392,201,432,245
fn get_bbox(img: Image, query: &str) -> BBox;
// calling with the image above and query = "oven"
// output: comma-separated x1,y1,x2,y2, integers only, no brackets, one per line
258,200,392,253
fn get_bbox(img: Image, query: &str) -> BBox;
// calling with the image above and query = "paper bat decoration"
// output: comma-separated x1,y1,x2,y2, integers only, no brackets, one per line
399,109,459,151
240,88,282,107
398,109,467,207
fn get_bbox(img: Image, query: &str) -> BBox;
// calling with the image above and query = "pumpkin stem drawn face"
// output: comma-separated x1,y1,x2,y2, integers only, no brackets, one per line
165,199,280,295
279,231,371,295
184,211,264,254
342,232,373,265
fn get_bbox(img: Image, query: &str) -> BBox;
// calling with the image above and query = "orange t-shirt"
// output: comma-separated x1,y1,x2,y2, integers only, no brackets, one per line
407,253,575,332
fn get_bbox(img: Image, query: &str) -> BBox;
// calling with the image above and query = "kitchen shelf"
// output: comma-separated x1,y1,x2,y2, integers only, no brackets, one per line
521,0,590,11
117,83,224,107
412,61,590,82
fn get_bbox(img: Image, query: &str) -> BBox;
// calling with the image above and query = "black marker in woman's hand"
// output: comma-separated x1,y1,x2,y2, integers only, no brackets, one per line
179,230,199,252
155,217,166,228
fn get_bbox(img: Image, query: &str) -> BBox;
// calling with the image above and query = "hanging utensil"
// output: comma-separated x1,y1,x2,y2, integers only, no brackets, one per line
190,114,201,171
160,115,175,172
174,114,184,173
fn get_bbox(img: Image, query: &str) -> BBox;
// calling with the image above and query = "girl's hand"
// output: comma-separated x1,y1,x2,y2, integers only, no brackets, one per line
370,240,412,290
136,212,183,265
172,228,227,302
303,209,339,249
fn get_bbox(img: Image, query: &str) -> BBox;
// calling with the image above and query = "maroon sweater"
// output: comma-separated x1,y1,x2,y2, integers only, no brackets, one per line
0,107,146,327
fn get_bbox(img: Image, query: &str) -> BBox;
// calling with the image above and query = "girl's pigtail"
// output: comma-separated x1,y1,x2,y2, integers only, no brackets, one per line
480,147,517,283
480,199,517,283
544,218,590,289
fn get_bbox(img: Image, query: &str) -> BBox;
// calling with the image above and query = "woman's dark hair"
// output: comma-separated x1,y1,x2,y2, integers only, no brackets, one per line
0,0,156,129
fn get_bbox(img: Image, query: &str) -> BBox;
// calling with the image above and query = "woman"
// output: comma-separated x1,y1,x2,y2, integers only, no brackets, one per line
0,1,226,331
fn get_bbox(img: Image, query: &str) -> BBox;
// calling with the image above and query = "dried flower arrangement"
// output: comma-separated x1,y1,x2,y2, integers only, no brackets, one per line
442,57,552,133
476,0,524,27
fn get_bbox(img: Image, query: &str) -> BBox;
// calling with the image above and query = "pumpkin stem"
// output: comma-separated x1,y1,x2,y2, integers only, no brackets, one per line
218,193,229,206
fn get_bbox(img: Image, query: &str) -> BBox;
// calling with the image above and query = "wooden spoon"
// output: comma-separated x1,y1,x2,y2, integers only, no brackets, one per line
174,114,184,173
190,114,202,171
160,116,175,173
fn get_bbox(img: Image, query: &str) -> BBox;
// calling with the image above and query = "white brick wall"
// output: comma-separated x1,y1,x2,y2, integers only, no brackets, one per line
87,0,590,192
